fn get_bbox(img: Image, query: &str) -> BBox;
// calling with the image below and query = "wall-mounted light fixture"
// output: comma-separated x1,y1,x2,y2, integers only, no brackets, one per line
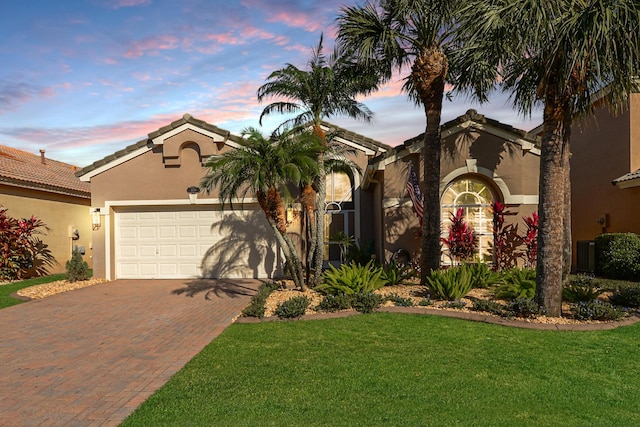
91,208,101,231
187,186,200,204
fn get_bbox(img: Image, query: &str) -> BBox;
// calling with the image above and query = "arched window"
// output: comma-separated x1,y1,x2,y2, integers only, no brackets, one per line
441,176,496,263
325,171,355,263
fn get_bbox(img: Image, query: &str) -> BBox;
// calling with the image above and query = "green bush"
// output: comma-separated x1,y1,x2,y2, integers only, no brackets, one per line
572,300,626,321
608,287,640,309
385,293,414,307
443,300,467,309
316,261,384,296
563,275,603,303
351,292,382,313
595,233,640,280
381,262,416,286
315,293,354,312
494,268,536,300
65,248,90,282
275,296,310,319
242,281,280,318
426,265,473,301
505,298,544,318
418,297,432,306
471,299,504,316
466,262,500,288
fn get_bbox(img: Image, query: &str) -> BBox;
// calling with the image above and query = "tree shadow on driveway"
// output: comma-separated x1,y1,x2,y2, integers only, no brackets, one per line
171,279,261,300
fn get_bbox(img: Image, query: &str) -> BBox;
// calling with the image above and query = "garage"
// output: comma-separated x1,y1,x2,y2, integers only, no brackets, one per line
114,207,280,279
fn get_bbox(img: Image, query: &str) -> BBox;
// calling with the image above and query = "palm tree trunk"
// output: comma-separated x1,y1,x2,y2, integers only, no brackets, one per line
562,115,572,285
535,99,566,317
313,153,326,285
414,48,447,285
300,183,316,284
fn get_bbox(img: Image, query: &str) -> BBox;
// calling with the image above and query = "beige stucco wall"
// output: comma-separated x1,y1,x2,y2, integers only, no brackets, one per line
0,185,92,275
378,129,540,264
571,94,640,268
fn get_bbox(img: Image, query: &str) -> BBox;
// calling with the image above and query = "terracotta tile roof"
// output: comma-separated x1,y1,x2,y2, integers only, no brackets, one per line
613,169,640,185
76,113,242,178
320,121,391,153
0,145,90,198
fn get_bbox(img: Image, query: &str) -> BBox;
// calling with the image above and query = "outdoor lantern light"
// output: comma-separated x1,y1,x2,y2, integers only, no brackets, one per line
187,186,200,204
91,208,101,231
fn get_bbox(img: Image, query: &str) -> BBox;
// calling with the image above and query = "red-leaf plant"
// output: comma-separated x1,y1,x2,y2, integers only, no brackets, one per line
522,211,539,269
491,202,523,271
441,207,478,265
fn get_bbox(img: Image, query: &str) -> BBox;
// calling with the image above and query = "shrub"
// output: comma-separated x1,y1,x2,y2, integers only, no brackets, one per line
426,265,474,301
572,300,626,321
0,208,55,280
505,298,544,318
381,261,416,286
385,293,414,307
441,207,478,264
494,268,536,300
443,300,467,309
315,293,353,312
65,248,90,282
467,262,500,288
316,261,384,296
595,233,640,280
275,296,310,319
471,299,504,316
418,296,432,306
242,281,280,318
608,287,640,309
351,292,382,313
562,275,603,303
522,212,539,269
491,202,522,271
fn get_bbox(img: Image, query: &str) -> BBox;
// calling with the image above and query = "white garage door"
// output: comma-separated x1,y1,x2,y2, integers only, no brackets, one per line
115,208,281,279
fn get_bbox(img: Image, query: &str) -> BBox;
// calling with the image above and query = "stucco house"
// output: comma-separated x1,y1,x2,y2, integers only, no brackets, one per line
0,145,92,275
571,92,640,271
76,114,389,280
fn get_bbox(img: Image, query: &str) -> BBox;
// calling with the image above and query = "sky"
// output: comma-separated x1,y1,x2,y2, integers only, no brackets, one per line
0,0,542,167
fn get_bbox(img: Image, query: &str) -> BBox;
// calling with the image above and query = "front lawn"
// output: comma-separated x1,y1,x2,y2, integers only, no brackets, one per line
122,313,640,426
0,274,66,309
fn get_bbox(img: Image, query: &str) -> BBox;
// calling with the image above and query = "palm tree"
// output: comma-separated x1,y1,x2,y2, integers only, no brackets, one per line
467,0,640,315
336,0,497,284
257,35,378,285
200,127,321,290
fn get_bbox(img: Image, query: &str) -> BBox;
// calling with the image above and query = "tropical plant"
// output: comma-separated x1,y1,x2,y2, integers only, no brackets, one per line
381,261,416,286
0,208,55,280
425,265,474,301
494,268,537,300
257,35,378,285
466,0,640,316
65,248,90,282
466,262,500,289
441,208,478,264
337,0,498,283
491,202,522,271
522,212,539,269
200,127,321,290
562,275,603,303
315,261,385,295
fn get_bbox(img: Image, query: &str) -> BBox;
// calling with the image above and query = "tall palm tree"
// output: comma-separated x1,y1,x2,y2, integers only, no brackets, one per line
200,127,321,290
257,35,378,285
467,0,640,315
336,0,496,283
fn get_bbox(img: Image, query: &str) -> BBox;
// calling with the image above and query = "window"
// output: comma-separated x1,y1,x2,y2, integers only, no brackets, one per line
325,171,355,262
441,177,496,263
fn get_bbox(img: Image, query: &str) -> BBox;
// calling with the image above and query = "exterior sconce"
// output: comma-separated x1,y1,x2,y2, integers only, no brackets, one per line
187,186,200,204
91,208,101,231
285,203,301,226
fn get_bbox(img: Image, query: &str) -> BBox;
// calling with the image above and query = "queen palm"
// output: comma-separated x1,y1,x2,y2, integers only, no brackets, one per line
337,0,497,283
200,127,321,290
468,0,640,315
257,35,378,285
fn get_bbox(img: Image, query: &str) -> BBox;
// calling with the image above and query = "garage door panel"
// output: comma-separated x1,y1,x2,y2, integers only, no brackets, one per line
115,208,280,279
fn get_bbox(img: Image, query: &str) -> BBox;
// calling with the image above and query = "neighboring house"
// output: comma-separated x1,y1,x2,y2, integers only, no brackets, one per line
0,145,92,275
363,109,541,265
76,114,389,280
571,92,640,271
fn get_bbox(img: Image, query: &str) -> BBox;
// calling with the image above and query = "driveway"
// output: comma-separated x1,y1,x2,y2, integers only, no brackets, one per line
0,278,260,426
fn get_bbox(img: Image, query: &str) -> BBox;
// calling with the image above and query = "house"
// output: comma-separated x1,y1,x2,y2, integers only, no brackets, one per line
76,114,389,280
571,92,640,270
0,146,92,275
363,109,541,265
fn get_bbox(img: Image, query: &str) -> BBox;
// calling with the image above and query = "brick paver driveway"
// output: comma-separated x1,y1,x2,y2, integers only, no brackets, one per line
0,278,260,426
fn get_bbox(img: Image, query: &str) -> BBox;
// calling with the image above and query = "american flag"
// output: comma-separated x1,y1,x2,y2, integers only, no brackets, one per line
406,165,423,222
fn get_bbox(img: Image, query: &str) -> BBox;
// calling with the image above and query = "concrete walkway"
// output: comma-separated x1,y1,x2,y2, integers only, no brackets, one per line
0,279,260,427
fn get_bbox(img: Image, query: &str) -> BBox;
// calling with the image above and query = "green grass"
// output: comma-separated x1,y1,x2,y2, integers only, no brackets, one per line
122,313,640,426
0,274,66,308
